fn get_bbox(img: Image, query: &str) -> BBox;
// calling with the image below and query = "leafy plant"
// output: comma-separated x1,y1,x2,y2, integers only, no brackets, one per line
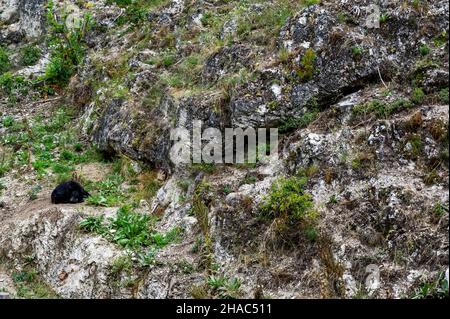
379,14,389,24
43,1,93,85
20,45,42,66
419,44,430,56
438,87,449,104
0,47,10,74
279,108,318,133
79,215,106,233
412,272,449,299
79,206,183,252
86,174,126,207
261,176,319,241
207,275,242,299
351,46,363,58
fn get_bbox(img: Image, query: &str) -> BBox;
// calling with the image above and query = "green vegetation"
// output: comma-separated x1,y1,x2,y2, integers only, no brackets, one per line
351,98,412,121
43,1,93,85
438,87,449,104
192,180,214,270
296,48,317,82
433,31,448,48
12,269,58,299
412,272,449,299
304,0,321,5
0,46,10,74
0,72,32,104
432,202,447,218
207,275,242,299
411,87,425,104
411,0,421,10
419,44,430,56
279,109,318,133
107,0,170,25
79,205,184,252
0,108,102,181
351,46,363,58
236,1,297,41
20,45,42,66
405,134,422,158
379,14,389,24
85,174,127,207
261,176,319,242
111,255,133,275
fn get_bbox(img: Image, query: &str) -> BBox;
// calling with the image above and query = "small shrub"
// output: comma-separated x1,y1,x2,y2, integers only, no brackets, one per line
432,203,447,218
279,99,319,133
296,48,317,81
261,176,318,240
0,72,31,102
43,1,93,85
111,255,132,275
419,44,430,56
0,47,10,74
28,185,42,201
351,46,363,58
411,0,421,10
411,87,425,104
438,87,449,104
433,31,448,48
20,45,42,66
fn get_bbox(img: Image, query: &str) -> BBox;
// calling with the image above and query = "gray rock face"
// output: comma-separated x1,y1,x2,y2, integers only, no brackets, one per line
92,97,175,172
0,0,46,42
229,3,449,128
202,44,255,83
1,0,448,300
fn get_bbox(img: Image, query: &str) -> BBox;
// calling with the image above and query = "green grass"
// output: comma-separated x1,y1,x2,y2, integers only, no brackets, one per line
107,0,170,26
351,98,412,121
12,269,58,299
0,72,32,105
0,108,105,182
432,203,447,218
279,100,319,133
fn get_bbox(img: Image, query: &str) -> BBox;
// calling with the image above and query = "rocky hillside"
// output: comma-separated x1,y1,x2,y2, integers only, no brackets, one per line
0,0,448,299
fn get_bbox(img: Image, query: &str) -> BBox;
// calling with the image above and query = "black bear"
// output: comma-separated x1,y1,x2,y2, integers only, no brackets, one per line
51,181,90,204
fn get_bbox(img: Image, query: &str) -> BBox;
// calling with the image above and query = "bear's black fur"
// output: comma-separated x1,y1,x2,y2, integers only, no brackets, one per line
51,181,90,204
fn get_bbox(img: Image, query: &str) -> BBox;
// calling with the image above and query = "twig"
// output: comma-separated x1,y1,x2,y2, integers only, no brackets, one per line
377,66,388,88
